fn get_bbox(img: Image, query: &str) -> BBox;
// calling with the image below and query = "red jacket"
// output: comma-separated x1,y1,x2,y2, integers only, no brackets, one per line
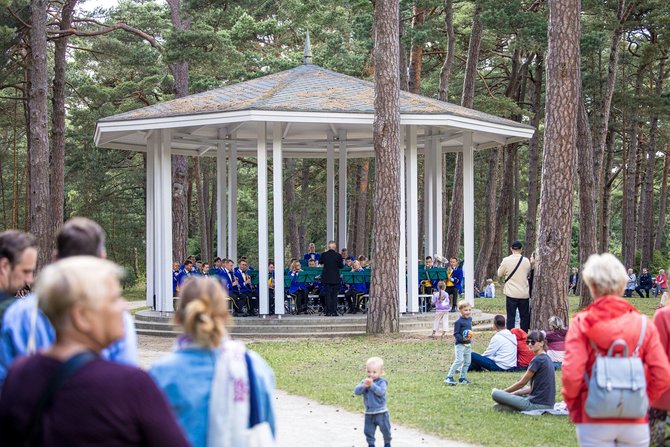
511,328,534,367
652,306,670,410
562,295,670,424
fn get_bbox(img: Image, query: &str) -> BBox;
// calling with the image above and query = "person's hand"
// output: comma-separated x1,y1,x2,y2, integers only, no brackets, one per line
364,377,373,387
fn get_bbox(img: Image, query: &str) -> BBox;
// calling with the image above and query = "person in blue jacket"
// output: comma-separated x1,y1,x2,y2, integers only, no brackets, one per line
446,257,464,312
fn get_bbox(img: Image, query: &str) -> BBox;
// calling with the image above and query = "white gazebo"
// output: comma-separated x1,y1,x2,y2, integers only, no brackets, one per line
95,58,534,315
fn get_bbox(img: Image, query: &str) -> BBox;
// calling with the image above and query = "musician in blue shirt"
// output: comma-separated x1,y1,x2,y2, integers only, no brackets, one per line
303,243,321,263
234,258,257,316
345,261,368,314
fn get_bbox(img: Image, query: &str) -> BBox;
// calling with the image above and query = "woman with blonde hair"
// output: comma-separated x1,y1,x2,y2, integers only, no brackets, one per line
0,256,188,446
150,277,276,447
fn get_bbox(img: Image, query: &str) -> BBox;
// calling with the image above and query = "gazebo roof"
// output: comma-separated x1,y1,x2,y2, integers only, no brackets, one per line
95,63,534,157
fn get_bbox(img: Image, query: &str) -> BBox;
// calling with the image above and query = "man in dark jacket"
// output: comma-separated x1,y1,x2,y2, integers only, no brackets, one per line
320,241,343,316
636,268,653,298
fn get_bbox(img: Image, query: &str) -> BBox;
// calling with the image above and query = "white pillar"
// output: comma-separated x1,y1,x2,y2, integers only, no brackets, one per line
433,137,443,256
338,130,347,249
326,134,335,242
423,137,434,257
228,135,238,262
272,123,285,315
406,126,419,313
152,129,173,312
146,134,155,307
257,123,269,315
216,129,227,258
398,127,407,313
463,132,475,307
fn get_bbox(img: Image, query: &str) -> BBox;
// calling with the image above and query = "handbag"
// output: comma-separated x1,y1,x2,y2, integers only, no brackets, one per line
584,315,648,419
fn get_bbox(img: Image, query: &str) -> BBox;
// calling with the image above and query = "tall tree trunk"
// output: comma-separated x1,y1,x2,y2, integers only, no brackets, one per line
285,159,300,260
655,145,670,251
508,155,519,243
473,148,500,287
407,5,424,94
445,1,483,258
368,0,400,334
29,0,51,271
622,67,644,269
399,13,408,92
577,99,597,307
194,158,209,263
299,160,310,254
532,0,580,330
166,0,191,262
208,164,216,257
599,130,617,253
640,57,665,267
437,0,455,101
355,160,370,258
51,0,76,243
524,53,544,256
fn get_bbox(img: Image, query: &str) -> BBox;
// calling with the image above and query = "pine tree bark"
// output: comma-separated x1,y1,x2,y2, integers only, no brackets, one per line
285,159,300,260
445,1,482,258
640,57,664,267
407,5,424,94
437,0,455,101
654,145,670,251
51,0,77,244
531,0,580,330
194,158,209,263
473,148,500,287
524,54,544,256
599,130,617,253
299,160,310,254
29,0,52,271
399,14,408,92
622,67,644,269
355,160,370,257
166,0,190,263
368,0,400,334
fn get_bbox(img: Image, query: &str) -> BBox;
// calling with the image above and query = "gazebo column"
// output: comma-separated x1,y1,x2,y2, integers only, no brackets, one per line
462,132,475,306
338,130,347,249
326,134,335,242
406,125,419,313
423,138,434,257
272,123,285,315
256,123,269,314
148,129,173,312
432,138,443,256
398,126,407,313
228,135,238,262
145,132,155,307
216,129,227,258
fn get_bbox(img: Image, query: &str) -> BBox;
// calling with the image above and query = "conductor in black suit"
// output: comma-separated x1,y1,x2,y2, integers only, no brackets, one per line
320,240,343,316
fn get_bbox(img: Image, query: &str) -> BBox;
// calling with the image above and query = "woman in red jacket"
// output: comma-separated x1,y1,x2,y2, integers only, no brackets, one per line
650,305,670,446
562,253,670,447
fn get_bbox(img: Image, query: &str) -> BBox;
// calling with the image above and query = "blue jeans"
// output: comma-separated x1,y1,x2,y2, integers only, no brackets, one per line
364,411,392,446
469,352,509,372
447,344,471,379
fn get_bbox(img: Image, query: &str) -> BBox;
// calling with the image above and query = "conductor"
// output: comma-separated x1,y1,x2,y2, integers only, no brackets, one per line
320,241,343,316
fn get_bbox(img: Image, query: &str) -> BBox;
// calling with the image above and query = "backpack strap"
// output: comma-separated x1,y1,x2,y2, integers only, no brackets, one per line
504,256,525,283
633,315,647,357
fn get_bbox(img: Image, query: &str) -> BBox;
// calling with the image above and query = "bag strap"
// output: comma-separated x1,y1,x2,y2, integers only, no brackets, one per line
588,313,648,358
25,351,96,446
633,314,647,356
504,256,525,283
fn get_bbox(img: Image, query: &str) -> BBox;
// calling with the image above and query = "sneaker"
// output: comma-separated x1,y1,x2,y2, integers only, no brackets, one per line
444,376,457,385
459,378,471,385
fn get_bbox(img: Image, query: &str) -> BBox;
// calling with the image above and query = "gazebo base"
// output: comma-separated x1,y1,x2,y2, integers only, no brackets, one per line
134,309,491,339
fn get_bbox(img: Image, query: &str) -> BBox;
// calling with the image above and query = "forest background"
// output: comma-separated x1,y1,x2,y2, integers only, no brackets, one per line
0,0,668,300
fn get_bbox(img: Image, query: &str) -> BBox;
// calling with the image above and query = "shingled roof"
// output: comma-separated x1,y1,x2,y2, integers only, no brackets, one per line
98,64,531,131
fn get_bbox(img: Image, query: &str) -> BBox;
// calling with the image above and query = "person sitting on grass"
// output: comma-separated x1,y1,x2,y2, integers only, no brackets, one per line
430,281,450,339
469,315,517,372
491,330,556,412
511,328,534,370
545,316,567,368
444,300,473,385
354,357,391,447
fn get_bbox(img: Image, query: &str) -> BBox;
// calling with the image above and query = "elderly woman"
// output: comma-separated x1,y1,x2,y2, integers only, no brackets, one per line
562,253,670,447
0,256,188,446
149,277,276,447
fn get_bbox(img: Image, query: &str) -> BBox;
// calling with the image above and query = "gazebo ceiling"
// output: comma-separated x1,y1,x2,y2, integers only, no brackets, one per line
95,64,534,157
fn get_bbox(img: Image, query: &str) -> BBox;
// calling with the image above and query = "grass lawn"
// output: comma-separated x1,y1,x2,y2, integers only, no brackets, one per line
248,293,663,447
123,284,147,302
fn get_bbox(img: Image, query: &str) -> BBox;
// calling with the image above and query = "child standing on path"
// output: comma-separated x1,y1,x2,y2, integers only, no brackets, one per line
431,281,450,339
354,357,392,447
444,300,473,385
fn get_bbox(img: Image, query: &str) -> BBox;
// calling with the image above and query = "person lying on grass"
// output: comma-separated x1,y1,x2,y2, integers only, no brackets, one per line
491,330,556,412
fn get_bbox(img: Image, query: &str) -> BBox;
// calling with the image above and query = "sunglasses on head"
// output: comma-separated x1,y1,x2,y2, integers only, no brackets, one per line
526,340,538,346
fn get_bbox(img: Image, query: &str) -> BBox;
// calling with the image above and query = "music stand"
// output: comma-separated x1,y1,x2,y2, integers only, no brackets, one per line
426,268,448,282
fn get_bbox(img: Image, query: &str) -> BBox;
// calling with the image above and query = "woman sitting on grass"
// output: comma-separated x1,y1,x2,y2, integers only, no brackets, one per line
545,316,567,368
491,330,556,412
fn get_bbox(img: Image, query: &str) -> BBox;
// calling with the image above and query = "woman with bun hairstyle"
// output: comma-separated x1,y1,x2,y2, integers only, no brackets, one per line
150,277,276,447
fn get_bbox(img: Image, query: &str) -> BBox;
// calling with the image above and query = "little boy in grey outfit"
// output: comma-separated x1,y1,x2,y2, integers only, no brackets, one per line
354,356,392,447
